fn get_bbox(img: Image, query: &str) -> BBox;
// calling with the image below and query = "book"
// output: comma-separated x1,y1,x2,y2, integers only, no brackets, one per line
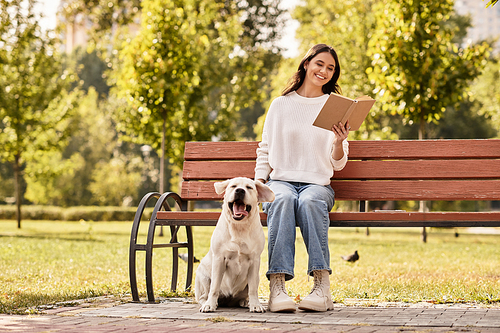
313,93,376,131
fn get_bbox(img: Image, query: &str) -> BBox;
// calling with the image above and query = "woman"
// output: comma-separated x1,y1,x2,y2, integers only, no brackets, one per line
254,44,350,312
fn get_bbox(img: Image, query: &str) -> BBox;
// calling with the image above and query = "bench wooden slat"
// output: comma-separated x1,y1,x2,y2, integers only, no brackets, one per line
331,180,500,201
184,139,500,161
184,141,258,161
349,139,500,160
180,180,500,201
155,211,500,227
182,160,500,181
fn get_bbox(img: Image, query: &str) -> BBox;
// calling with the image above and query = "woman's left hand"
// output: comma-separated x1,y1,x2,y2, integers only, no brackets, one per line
331,120,350,143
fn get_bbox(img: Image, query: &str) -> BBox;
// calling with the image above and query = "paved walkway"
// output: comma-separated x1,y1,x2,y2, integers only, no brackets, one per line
1,296,499,332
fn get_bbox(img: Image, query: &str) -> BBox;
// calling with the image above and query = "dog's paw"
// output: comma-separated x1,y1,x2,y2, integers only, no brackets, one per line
248,302,265,313
199,302,217,313
239,299,249,308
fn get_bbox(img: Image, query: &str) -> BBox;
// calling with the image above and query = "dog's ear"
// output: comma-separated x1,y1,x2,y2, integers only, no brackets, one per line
214,179,231,195
255,181,275,203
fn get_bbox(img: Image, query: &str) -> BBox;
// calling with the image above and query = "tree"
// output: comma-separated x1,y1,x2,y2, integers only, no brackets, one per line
111,0,231,193
367,0,491,140
366,0,491,242
0,0,77,228
109,0,283,192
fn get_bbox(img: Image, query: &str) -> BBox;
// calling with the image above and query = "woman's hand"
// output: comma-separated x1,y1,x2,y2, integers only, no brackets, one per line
331,120,350,161
331,120,350,144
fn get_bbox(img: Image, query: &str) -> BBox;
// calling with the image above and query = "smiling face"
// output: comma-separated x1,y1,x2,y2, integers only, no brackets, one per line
303,51,336,89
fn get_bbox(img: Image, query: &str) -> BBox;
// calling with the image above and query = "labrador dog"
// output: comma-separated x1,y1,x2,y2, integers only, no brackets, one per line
195,177,275,313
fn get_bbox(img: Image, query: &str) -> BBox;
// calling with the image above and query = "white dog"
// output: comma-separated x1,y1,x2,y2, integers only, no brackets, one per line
195,177,275,313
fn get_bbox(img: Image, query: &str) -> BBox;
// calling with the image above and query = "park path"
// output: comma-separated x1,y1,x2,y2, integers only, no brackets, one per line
1,296,499,332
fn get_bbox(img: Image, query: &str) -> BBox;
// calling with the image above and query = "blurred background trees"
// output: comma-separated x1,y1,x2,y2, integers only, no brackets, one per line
0,0,79,227
0,0,499,219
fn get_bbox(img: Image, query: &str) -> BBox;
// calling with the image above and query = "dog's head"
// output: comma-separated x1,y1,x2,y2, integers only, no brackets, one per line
214,177,275,221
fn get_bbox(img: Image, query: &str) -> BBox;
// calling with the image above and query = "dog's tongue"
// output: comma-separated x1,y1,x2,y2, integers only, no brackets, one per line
234,202,249,217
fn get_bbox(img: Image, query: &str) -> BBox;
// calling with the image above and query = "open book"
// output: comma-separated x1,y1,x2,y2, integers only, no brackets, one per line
313,93,376,131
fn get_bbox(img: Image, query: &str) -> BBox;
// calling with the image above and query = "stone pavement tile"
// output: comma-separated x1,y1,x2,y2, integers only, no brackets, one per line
398,309,425,316
42,306,83,315
425,320,453,327
344,327,377,333
443,309,468,315
415,313,440,319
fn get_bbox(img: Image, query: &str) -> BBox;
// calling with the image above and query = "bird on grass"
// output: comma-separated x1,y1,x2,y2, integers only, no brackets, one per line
341,250,359,263
178,253,200,263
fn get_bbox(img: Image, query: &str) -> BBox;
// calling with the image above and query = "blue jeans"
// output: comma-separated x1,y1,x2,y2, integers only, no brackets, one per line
262,180,335,281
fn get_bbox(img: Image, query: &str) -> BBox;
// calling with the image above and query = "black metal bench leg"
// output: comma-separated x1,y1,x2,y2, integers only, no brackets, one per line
170,225,178,292
140,192,191,302
145,193,171,303
185,225,194,291
129,250,139,302
145,222,156,303
129,192,160,302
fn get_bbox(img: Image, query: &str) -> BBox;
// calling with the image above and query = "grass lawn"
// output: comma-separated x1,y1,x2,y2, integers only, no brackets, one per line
1,220,499,314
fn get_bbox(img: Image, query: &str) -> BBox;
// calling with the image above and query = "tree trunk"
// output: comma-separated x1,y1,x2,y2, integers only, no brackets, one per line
160,111,166,194
13,154,22,229
159,111,167,237
419,117,427,243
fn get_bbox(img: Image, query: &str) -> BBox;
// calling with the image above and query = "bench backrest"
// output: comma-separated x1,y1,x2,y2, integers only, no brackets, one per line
180,140,500,202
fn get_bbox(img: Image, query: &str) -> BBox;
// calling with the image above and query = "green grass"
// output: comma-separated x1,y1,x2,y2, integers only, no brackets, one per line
1,220,499,314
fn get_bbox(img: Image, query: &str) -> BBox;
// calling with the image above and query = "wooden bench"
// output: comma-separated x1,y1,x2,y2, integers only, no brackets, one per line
129,139,500,303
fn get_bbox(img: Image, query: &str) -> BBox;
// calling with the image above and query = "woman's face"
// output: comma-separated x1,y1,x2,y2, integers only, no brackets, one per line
303,52,336,88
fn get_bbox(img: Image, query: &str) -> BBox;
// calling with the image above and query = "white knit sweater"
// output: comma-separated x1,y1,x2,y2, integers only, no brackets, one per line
254,91,349,186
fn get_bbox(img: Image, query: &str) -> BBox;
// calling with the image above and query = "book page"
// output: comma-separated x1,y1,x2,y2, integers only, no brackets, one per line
348,98,376,131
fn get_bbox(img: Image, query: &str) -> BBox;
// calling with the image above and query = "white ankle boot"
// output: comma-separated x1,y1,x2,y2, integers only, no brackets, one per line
268,273,296,312
298,270,334,311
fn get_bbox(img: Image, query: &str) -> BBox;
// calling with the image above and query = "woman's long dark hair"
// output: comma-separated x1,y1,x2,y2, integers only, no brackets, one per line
282,44,341,96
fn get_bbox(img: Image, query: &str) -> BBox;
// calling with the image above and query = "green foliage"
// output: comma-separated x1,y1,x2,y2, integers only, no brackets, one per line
22,88,102,206
467,57,500,137
112,0,232,166
0,0,79,227
62,0,284,169
0,205,150,221
89,155,143,206
59,0,142,51
24,150,85,205
71,48,110,96
0,0,76,162
427,103,497,139
111,0,283,169
59,0,285,194
22,88,155,206
366,0,491,138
